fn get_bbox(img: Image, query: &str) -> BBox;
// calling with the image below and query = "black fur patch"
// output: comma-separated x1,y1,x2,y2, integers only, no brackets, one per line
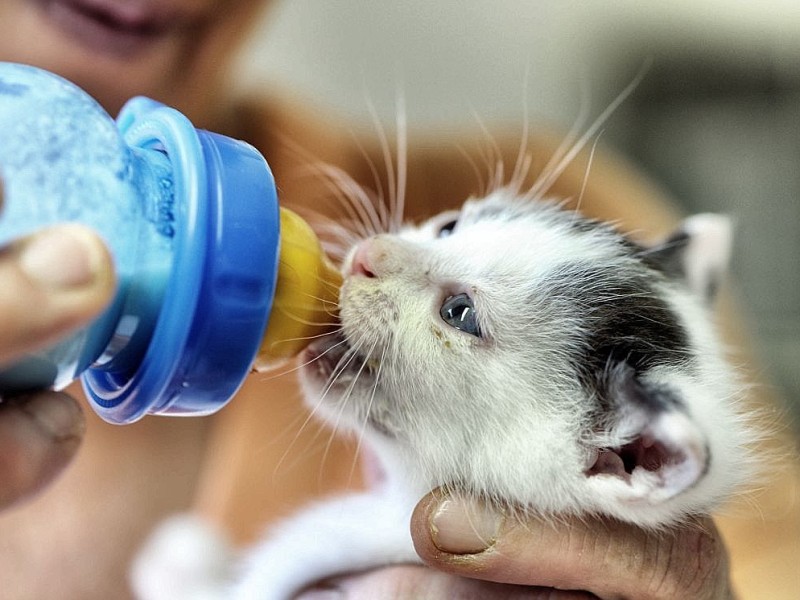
563,214,607,235
539,263,694,407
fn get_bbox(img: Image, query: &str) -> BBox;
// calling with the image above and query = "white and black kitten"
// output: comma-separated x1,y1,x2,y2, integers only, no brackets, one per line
132,185,755,600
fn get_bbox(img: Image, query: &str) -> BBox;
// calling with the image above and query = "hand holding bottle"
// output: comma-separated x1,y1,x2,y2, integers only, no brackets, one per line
0,180,115,506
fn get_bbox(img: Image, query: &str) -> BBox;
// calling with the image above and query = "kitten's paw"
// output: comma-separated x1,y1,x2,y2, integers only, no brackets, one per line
130,514,234,600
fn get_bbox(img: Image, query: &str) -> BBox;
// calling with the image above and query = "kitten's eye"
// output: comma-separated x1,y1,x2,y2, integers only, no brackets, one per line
437,219,458,238
440,293,481,337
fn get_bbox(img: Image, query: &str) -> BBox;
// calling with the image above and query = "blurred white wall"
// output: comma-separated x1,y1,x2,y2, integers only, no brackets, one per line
235,0,800,127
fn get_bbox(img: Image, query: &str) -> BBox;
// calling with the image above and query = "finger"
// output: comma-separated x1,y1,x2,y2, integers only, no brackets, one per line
411,491,733,600
0,224,116,365
0,391,85,508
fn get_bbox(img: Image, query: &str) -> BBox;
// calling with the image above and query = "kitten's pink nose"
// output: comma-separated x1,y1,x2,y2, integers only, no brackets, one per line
349,235,418,278
350,239,376,278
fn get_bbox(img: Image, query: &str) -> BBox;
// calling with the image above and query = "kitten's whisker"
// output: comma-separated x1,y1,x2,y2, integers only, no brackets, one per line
312,218,359,240
316,163,385,236
271,343,365,481
509,65,532,195
527,65,648,202
270,327,345,354
271,136,380,237
455,143,488,197
365,95,398,234
571,133,603,224
525,85,591,202
257,132,379,241
270,311,341,328
509,153,533,197
307,341,367,478
271,395,333,483
256,331,348,382
318,338,378,481
312,219,363,260
294,163,378,238
469,108,505,194
393,91,408,231
313,165,380,238
347,342,387,487
349,131,391,232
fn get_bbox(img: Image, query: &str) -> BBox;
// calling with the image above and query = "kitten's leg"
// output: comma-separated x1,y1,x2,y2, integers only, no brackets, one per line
232,490,419,600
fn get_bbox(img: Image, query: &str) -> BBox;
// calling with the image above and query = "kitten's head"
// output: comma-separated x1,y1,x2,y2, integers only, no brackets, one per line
300,190,751,527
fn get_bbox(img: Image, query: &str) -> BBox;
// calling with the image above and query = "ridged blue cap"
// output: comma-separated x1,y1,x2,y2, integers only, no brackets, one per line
83,97,280,423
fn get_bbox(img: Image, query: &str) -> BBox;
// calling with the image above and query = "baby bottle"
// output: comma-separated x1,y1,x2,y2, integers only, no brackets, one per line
0,62,341,424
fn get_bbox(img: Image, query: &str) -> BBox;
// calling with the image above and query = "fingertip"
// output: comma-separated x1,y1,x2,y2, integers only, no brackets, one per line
411,489,503,569
410,490,440,560
19,224,116,299
0,225,116,361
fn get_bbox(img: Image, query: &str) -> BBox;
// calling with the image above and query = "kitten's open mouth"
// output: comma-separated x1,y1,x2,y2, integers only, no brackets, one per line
302,331,375,384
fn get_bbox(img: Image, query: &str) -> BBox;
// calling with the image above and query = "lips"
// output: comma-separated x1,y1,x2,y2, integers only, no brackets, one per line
39,0,182,56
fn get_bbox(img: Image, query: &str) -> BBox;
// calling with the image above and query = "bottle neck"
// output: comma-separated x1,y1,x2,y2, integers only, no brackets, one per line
83,98,280,424
90,146,176,377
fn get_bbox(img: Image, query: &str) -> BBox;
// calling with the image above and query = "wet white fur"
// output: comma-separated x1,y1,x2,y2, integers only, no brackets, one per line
131,192,756,600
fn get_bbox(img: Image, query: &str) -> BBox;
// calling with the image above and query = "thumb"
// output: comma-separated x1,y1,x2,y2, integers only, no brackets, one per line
411,490,733,600
0,224,116,365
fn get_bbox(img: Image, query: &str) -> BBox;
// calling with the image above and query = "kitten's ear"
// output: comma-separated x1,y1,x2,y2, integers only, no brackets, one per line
641,214,733,302
585,364,708,518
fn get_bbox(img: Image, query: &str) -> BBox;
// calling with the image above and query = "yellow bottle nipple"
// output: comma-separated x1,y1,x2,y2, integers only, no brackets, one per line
255,208,342,368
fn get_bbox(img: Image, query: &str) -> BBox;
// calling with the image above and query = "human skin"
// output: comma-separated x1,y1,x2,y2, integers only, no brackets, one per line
0,0,270,126
0,221,114,508
292,491,734,599
0,1,783,598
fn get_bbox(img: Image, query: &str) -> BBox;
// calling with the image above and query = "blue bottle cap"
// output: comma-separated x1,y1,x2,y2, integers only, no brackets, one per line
82,98,280,423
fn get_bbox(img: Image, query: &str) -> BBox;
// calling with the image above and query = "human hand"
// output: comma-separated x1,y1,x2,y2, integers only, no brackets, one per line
0,208,115,508
301,490,734,600
295,489,732,599
407,490,734,600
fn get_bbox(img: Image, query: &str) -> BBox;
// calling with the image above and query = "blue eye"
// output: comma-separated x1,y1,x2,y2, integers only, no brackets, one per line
440,293,481,337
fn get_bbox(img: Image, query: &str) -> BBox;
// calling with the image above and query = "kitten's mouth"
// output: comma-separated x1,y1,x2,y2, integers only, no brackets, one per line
302,331,376,385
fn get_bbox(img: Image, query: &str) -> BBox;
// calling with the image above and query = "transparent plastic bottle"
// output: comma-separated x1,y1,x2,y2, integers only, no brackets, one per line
0,62,340,424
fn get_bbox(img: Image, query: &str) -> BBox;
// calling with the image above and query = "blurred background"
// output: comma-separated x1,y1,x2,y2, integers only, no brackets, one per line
234,1,800,428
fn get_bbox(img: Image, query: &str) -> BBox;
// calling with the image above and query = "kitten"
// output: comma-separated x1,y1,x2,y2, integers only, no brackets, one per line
132,188,756,600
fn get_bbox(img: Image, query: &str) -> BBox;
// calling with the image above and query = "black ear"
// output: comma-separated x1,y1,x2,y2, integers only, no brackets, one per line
639,214,732,302
585,363,709,505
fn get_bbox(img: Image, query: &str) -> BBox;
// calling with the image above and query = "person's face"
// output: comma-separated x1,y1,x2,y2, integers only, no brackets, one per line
0,0,270,124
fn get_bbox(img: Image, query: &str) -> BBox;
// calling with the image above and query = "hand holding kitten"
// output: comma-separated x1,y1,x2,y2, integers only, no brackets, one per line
295,490,731,598
409,490,732,599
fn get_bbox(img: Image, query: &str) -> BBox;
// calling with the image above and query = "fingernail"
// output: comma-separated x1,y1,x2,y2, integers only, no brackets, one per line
20,226,104,290
430,496,502,555
19,394,85,442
